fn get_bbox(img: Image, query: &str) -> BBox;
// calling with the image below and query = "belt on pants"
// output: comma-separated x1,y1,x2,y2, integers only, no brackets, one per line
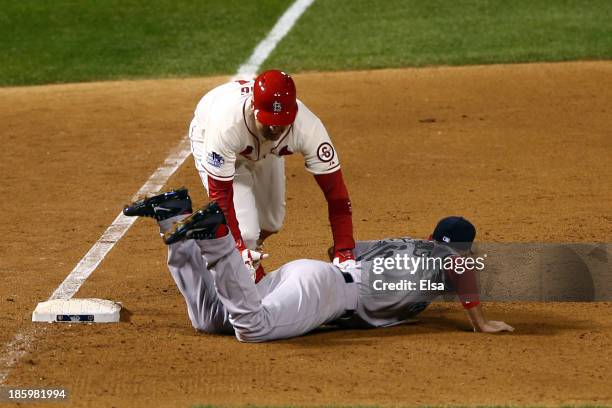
341,271,354,284
339,270,355,319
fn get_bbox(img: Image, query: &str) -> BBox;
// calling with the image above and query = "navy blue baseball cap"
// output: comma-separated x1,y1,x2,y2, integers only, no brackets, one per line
432,216,476,251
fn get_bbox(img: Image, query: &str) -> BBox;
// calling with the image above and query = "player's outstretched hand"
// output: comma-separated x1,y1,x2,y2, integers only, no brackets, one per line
478,320,515,333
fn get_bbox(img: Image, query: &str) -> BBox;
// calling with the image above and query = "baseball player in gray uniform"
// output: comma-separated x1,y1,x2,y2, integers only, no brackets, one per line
124,189,514,342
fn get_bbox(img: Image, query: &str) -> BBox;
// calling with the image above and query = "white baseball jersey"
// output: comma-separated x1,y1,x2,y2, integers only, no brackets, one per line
190,80,341,182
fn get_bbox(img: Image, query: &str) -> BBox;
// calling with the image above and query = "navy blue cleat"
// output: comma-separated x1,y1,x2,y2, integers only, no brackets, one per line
163,202,226,245
123,188,192,221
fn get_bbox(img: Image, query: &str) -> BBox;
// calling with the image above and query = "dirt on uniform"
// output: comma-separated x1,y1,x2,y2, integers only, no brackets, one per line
0,62,611,407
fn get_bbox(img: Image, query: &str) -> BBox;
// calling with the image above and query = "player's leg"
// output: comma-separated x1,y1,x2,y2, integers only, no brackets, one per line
250,259,357,341
123,189,232,334
201,236,353,342
195,160,261,250
163,205,357,342
252,155,286,247
160,217,233,334
232,163,261,249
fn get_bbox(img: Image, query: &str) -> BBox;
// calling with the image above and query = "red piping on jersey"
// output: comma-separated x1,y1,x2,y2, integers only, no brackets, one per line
320,162,341,173
278,146,293,156
242,99,292,158
204,166,234,181
270,125,293,153
239,146,254,159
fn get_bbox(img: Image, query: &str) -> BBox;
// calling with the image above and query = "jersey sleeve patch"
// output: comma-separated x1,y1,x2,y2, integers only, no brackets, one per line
206,151,226,168
316,142,335,162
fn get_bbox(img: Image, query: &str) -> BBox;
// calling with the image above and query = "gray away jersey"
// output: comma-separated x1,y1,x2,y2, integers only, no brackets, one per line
336,238,458,329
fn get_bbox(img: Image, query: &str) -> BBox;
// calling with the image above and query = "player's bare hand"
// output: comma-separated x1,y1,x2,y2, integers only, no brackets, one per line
477,320,515,333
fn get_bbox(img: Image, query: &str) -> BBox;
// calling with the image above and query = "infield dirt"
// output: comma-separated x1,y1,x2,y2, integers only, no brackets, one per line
1,62,611,407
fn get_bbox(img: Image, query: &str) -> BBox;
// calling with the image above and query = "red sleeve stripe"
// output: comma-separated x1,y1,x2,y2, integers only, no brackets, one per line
308,163,341,174
203,166,234,181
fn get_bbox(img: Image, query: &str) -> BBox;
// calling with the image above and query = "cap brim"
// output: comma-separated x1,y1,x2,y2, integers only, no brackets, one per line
255,104,298,126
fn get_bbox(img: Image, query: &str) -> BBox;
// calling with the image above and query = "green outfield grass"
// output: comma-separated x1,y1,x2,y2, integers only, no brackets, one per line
265,0,612,71
0,0,291,86
1,0,611,86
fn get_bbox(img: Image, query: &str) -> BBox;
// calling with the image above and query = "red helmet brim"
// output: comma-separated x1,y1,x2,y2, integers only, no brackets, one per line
255,103,298,126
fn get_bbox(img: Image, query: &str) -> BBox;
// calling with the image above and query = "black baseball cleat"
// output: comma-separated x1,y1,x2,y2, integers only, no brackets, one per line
123,188,192,221
163,201,226,245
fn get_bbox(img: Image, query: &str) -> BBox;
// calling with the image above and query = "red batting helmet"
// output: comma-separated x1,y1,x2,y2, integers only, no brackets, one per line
253,70,298,126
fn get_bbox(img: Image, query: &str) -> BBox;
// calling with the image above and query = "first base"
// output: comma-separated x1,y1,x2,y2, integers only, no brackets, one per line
32,298,121,323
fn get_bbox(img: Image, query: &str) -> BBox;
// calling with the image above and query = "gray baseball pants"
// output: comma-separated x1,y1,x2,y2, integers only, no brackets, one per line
161,218,358,342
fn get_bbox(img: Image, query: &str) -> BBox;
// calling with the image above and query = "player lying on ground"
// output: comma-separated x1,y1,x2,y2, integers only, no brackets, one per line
124,189,514,342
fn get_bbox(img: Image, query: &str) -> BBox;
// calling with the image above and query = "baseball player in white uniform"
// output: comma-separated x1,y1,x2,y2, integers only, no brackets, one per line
188,70,355,282
123,189,514,342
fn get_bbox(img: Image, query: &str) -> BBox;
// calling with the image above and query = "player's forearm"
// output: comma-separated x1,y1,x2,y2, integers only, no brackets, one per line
328,211,354,250
314,170,355,250
207,176,245,249
444,266,481,307
465,304,487,331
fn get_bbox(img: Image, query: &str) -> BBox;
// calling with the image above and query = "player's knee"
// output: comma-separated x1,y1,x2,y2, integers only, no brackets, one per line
233,325,269,342
234,329,271,343
232,314,273,342
192,319,227,334
191,317,214,333
261,210,285,233
190,310,232,335
240,227,260,250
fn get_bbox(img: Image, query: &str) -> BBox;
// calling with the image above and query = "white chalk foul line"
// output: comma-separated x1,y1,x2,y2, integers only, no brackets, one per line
0,137,192,384
0,0,313,386
49,136,192,301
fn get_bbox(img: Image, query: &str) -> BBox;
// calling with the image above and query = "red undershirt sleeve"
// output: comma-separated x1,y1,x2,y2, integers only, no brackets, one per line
444,259,481,309
207,176,245,250
314,169,355,251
